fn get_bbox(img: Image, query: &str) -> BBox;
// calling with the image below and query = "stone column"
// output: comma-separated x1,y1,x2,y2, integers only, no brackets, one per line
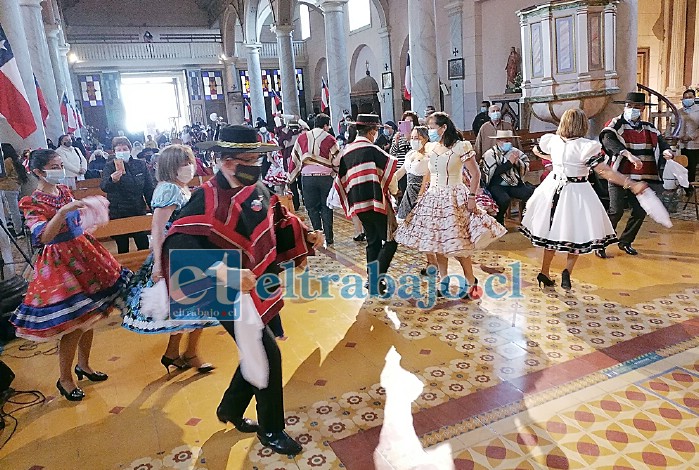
46,26,66,101
462,0,483,122
245,42,267,123
320,0,352,127
0,0,46,149
377,27,395,123
20,0,63,141
666,0,687,99
445,1,466,129
222,58,243,124
274,24,301,117
408,0,440,115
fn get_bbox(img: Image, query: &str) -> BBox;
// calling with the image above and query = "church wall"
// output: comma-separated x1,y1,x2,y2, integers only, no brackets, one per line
305,6,327,114
62,0,211,28
638,0,663,92
346,1,383,86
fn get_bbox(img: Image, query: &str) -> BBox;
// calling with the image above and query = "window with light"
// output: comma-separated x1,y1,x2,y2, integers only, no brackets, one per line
300,4,311,40
348,0,371,31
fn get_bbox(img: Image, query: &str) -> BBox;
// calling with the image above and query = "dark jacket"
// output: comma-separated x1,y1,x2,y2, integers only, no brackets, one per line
100,157,155,219
472,112,489,135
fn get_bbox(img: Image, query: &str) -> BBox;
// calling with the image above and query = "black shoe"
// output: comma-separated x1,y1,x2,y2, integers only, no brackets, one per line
56,380,85,401
561,269,572,291
160,355,190,376
536,273,555,288
460,278,481,300
353,233,366,242
257,431,303,456
618,243,638,255
216,407,260,433
74,365,108,382
595,248,607,259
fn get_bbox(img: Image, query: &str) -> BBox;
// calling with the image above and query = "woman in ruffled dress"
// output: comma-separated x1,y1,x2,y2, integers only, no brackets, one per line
520,109,648,290
122,145,216,374
395,113,506,298
11,149,130,401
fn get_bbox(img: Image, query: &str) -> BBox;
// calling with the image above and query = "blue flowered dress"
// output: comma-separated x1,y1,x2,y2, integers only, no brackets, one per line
121,182,219,333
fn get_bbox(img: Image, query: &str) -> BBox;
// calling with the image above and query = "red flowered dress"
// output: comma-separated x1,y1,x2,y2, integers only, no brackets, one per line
11,185,130,341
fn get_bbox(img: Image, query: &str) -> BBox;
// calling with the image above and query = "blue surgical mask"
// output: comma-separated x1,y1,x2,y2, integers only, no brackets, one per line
480,107,488,113
489,111,501,121
428,129,441,142
115,151,131,160
682,98,695,108
624,108,641,122
500,142,513,152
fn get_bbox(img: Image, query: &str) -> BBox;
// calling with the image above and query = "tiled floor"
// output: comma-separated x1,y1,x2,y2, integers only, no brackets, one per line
0,210,698,469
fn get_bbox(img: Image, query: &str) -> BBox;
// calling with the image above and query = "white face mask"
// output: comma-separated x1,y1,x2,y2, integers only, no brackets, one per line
259,127,267,134
177,164,196,183
115,151,130,160
410,139,422,151
43,168,66,185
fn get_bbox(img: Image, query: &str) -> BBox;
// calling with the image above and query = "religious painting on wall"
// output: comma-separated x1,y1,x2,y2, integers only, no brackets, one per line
188,70,202,101
588,12,603,70
79,75,103,107
531,22,544,78
555,16,575,74
202,71,224,100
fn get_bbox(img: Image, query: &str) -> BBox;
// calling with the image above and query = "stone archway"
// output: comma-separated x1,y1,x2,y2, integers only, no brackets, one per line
350,44,380,86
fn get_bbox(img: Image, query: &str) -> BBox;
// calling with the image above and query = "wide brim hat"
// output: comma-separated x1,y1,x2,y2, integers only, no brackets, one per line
355,114,382,127
613,91,652,106
488,130,520,140
197,125,280,153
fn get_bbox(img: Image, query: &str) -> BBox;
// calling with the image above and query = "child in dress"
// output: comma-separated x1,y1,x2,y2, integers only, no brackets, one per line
12,149,130,401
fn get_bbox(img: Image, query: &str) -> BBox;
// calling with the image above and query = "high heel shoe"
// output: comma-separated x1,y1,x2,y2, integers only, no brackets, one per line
561,269,572,291
461,278,481,300
182,355,215,374
161,355,190,376
353,233,366,242
74,365,108,382
537,273,556,288
56,380,85,401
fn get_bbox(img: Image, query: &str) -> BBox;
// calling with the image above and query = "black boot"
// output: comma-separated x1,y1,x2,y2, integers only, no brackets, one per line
258,431,303,455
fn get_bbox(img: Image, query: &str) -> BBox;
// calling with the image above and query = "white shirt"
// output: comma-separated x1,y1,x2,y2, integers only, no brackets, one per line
679,104,699,150
55,145,87,180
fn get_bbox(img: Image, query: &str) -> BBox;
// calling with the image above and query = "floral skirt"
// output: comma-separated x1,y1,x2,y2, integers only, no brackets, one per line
395,184,506,257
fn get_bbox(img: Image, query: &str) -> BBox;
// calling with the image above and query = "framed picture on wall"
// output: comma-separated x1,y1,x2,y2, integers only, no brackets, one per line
382,72,393,89
448,58,464,80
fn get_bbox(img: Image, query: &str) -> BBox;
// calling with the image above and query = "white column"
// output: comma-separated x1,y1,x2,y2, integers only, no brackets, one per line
408,0,440,115
445,1,466,129
46,26,66,101
377,26,395,123
20,0,63,141
320,0,352,127
0,0,46,149
274,24,301,117
666,0,687,99
245,42,267,123
462,0,483,119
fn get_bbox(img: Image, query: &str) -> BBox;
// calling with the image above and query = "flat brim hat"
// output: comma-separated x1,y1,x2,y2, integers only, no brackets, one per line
197,125,280,153
613,91,652,106
355,114,382,127
488,130,520,140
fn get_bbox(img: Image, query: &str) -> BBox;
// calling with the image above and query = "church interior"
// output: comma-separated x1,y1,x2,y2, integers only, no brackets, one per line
1,0,698,469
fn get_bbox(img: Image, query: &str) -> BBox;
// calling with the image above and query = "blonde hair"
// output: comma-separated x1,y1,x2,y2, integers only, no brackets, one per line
156,144,195,183
557,108,588,139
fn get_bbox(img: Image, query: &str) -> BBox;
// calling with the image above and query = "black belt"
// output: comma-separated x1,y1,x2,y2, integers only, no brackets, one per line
554,175,588,183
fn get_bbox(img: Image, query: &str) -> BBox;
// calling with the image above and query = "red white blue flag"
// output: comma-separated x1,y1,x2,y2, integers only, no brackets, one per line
0,24,37,138
34,74,49,126
321,78,329,112
404,53,412,101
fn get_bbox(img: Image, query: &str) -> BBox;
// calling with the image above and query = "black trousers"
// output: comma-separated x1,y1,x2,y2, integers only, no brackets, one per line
218,323,285,433
302,175,334,242
607,182,646,246
113,231,149,254
488,183,535,224
684,149,699,183
357,211,397,292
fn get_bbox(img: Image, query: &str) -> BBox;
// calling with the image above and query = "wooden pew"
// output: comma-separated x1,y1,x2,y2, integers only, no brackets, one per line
73,186,106,199
92,214,153,271
76,178,101,189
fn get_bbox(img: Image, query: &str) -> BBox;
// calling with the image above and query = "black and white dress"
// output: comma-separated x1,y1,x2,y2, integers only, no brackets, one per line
520,134,617,254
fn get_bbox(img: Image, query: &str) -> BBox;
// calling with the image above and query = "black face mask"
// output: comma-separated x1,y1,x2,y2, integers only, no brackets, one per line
235,164,261,186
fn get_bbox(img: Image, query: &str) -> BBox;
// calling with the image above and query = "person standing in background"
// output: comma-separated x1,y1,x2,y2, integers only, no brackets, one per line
679,89,699,182
55,134,87,189
474,104,515,160
472,101,491,136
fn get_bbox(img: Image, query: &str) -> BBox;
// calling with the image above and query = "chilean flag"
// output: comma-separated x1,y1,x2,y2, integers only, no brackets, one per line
34,74,49,126
321,78,329,112
404,53,412,101
270,89,282,114
60,92,79,133
244,97,252,123
0,25,38,139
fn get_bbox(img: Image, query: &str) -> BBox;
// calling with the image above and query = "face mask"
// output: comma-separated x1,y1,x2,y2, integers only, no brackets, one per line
489,112,501,121
500,142,513,152
115,151,130,160
62,140,72,147
177,164,195,183
259,127,267,134
410,139,422,151
682,98,695,108
428,129,441,142
624,108,641,122
480,107,488,113
43,168,66,185
235,164,262,186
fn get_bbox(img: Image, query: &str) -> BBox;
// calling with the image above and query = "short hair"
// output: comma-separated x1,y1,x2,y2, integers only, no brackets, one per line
157,144,196,183
557,108,589,139
428,112,462,148
314,113,331,129
401,111,420,127
347,123,358,143
411,125,429,141
357,124,378,137
489,104,501,113
112,136,132,150
482,101,491,107
684,89,696,97
29,149,59,171
58,134,71,145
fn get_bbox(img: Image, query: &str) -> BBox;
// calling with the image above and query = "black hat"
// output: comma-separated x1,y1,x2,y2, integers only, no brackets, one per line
355,114,382,127
255,118,268,129
613,91,652,106
197,125,280,153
